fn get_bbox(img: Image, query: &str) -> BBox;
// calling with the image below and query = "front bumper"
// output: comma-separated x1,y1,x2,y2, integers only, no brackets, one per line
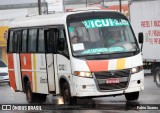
71,70,144,97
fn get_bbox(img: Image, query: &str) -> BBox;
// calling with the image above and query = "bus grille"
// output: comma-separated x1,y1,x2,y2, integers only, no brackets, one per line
94,69,130,91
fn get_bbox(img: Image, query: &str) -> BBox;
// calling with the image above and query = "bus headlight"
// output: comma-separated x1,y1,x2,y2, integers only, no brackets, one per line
131,66,143,74
74,71,93,78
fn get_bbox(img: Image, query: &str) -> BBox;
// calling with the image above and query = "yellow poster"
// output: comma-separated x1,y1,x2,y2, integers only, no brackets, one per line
0,26,9,47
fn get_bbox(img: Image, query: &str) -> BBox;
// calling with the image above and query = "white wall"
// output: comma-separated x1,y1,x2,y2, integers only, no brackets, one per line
65,1,128,11
0,9,28,20
0,0,38,5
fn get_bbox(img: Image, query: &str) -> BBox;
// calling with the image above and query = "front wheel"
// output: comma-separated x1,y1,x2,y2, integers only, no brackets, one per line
155,69,160,87
125,92,139,101
61,82,77,105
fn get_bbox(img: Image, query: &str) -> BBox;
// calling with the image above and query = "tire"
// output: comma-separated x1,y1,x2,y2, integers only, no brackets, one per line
36,94,47,103
155,68,160,87
125,92,139,101
151,63,156,76
26,81,36,103
153,65,160,82
151,62,160,82
61,82,77,105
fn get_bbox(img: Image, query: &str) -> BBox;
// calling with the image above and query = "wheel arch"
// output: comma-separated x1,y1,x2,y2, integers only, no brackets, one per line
22,74,30,92
59,76,71,94
151,62,160,82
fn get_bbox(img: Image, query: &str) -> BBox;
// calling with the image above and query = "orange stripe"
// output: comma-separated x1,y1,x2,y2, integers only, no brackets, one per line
86,60,108,72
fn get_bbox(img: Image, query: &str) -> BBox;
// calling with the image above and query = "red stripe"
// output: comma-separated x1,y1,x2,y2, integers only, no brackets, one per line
7,54,14,69
20,54,32,88
8,71,16,91
86,60,108,72
7,54,16,90
20,54,32,70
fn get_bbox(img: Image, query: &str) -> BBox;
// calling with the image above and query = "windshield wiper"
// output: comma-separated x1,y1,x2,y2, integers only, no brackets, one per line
74,51,139,60
74,53,110,59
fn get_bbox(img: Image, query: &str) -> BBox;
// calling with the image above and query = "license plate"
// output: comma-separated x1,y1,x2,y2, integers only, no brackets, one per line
106,78,120,84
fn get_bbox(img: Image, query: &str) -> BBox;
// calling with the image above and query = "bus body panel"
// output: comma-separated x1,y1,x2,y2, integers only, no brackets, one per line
13,53,23,91
70,53,143,97
57,54,71,74
46,54,56,92
7,10,144,101
20,53,49,94
20,54,33,90
57,54,72,94
71,52,142,73
8,53,22,91
71,71,144,97
53,54,60,95
33,54,48,94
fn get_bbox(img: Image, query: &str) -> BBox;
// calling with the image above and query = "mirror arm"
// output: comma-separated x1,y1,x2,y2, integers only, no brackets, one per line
140,43,143,52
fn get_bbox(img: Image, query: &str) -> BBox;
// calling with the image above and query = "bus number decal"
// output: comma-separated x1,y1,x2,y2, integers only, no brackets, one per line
58,64,66,71
40,77,47,83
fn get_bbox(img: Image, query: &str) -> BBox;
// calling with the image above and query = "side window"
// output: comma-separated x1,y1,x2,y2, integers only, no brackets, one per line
45,29,56,53
28,29,37,52
57,29,69,57
8,31,14,53
22,30,28,53
13,31,21,53
38,29,45,52
13,33,18,53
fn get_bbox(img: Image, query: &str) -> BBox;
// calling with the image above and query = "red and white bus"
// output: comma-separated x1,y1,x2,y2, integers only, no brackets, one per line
7,9,144,104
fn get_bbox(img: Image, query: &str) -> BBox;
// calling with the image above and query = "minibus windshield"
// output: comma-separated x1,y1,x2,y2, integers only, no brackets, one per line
68,17,139,56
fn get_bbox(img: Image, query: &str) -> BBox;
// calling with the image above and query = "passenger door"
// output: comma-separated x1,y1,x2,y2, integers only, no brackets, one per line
45,29,58,94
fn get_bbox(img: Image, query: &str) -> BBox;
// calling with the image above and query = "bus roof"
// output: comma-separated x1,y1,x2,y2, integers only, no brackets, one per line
9,10,122,28
10,13,66,28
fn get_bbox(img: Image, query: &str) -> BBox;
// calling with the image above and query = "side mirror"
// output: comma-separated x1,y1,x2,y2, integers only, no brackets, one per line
57,38,65,51
138,32,144,44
